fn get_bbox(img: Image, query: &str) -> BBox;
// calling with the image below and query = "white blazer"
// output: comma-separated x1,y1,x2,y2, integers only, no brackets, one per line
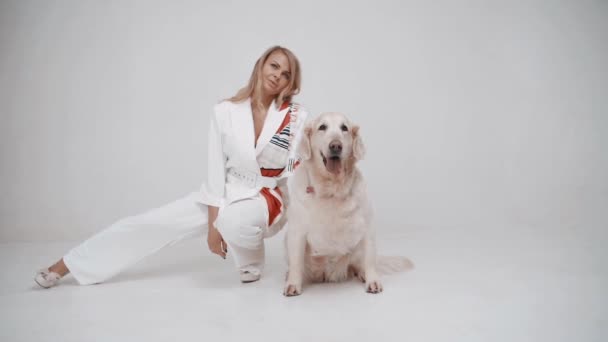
198,98,309,211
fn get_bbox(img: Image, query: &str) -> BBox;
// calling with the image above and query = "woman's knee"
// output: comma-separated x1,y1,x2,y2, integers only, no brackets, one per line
215,211,264,249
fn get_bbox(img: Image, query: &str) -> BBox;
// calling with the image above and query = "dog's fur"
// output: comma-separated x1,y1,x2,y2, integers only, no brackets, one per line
283,112,413,296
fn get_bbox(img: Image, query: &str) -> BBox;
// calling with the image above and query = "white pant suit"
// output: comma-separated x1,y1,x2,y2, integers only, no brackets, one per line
63,99,308,285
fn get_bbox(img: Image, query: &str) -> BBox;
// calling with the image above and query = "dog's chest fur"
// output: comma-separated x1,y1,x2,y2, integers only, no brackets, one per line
299,181,370,257
288,163,372,257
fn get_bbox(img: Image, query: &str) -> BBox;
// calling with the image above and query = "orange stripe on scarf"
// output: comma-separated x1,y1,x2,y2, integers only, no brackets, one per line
260,186,282,226
260,168,283,225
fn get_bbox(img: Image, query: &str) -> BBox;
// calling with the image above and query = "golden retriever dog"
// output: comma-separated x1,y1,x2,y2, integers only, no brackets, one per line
283,112,413,296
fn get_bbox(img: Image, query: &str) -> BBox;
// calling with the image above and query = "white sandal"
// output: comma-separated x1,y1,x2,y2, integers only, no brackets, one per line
240,270,261,283
34,269,62,288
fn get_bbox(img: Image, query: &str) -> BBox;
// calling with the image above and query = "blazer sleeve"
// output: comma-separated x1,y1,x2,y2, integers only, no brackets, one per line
199,104,227,207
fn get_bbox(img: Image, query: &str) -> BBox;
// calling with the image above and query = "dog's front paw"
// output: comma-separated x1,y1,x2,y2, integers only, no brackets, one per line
365,280,383,294
283,283,302,297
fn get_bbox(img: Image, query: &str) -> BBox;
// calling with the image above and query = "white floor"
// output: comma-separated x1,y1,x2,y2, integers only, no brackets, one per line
1,223,606,342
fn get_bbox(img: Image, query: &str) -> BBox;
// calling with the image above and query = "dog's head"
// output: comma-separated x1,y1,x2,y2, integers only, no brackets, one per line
298,112,365,175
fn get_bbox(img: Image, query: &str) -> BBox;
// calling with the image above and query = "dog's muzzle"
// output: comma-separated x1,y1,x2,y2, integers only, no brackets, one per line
329,140,342,157
323,140,343,174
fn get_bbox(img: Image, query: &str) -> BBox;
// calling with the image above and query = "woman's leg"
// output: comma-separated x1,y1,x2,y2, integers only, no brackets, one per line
214,196,269,281
38,192,208,286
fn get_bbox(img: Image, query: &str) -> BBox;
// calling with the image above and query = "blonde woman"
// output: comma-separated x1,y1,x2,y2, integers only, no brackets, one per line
35,46,309,287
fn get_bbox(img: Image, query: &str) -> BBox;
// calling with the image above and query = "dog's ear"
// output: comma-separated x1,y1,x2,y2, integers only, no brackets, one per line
297,122,313,160
352,125,365,160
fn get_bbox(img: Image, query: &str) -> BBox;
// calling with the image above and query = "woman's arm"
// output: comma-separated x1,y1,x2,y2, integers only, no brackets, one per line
204,104,228,258
201,105,228,206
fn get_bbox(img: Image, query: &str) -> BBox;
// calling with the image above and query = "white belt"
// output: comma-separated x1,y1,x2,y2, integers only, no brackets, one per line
227,168,278,189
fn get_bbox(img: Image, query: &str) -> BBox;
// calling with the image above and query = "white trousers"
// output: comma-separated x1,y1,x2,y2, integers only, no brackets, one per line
63,192,270,285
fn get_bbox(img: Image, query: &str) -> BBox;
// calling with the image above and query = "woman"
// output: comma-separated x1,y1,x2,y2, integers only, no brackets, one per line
35,45,309,287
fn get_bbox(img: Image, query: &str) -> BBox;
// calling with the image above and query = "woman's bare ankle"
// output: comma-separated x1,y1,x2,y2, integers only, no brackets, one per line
48,259,70,277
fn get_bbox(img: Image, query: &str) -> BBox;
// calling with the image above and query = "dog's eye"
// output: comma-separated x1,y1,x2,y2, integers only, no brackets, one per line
318,124,327,131
341,124,348,132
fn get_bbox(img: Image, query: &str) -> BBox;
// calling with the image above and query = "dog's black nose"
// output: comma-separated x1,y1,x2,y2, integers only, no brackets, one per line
329,141,342,156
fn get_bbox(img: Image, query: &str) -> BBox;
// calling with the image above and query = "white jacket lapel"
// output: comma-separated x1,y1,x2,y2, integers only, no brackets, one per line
233,99,257,161
255,100,288,156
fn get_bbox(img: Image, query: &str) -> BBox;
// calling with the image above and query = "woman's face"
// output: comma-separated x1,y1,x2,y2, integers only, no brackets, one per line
261,51,291,97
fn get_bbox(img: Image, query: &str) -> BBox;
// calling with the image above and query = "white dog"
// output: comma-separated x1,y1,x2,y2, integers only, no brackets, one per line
284,112,413,296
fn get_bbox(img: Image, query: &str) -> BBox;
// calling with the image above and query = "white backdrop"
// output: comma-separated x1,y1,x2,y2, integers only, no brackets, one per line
1,0,606,241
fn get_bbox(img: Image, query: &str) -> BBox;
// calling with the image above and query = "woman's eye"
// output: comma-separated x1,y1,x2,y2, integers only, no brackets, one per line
282,73,290,80
319,124,327,131
271,64,279,69
341,124,348,132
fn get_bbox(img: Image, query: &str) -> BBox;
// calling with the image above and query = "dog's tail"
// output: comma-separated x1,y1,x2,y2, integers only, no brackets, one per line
377,256,414,275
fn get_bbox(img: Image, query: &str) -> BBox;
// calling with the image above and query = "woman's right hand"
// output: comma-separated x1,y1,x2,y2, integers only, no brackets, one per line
207,225,228,259
206,206,226,259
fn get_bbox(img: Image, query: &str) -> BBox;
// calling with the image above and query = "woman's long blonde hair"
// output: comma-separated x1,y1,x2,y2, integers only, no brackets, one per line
227,46,301,113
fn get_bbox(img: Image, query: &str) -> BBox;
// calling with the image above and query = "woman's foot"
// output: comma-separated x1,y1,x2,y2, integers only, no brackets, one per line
240,270,261,283
34,269,62,288
35,258,70,288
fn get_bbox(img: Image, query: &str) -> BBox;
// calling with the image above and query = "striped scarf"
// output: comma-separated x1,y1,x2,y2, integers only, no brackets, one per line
258,101,300,225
